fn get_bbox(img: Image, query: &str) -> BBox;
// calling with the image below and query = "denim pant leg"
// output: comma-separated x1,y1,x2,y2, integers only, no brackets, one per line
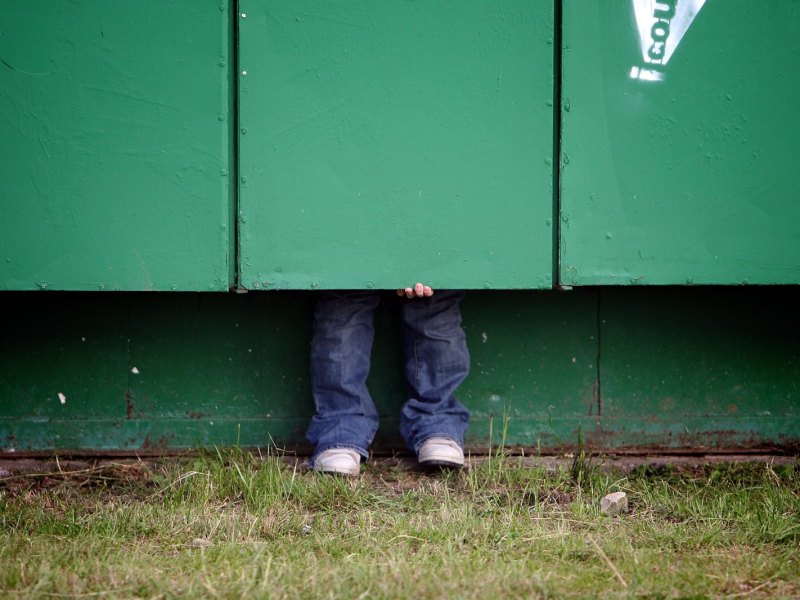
306,291,381,460
399,290,471,453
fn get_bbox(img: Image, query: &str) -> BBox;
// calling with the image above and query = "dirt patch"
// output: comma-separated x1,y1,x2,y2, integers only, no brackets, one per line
1,453,796,490
0,459,153,498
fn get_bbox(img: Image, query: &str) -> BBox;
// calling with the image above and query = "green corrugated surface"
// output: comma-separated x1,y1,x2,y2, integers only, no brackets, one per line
1,289,797,453
559,0,800,285
0,1,233,291
238,0,555,290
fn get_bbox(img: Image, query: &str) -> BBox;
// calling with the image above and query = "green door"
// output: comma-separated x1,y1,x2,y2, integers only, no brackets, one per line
0,1,234,291
560,0,800,285
238,0,555,290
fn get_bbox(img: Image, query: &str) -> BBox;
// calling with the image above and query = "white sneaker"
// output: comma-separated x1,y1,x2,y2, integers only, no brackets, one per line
312,448,361,476
418,437,464,468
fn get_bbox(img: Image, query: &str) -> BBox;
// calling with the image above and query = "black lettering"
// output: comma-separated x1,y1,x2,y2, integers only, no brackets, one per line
653,0,677,20
651,21,670,42
648,42,665,61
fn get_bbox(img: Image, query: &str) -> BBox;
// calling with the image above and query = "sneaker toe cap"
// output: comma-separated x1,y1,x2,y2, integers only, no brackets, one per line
313,449,361,476
418,438,464,467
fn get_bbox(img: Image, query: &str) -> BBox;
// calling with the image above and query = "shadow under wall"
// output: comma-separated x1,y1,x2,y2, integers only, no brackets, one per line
0,287,798,454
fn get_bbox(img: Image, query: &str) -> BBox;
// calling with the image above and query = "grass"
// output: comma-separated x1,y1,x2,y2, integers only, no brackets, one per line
0,449,798,599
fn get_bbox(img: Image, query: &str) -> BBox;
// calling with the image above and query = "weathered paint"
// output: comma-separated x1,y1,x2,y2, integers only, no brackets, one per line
596,287,800,448
560,0,800,285
0,1,234,291
237,0,555,290
1,288,798,453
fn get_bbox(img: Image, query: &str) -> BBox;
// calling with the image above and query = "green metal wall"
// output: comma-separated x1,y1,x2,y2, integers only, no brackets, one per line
238,0,555,290
560,0,800,285
3,1,799,290
0,1,234,291
1,289,797,453
1,3,799,453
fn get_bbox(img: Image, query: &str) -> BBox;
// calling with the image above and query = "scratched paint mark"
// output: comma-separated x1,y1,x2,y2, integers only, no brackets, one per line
0,57,53,76
125,390,135,420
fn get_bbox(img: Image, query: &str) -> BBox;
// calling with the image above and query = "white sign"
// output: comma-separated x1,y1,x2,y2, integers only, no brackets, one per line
630,0,707,82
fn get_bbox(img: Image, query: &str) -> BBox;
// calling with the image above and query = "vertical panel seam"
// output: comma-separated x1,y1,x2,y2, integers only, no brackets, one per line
124,295,133,419
596,290,603,416
551,0,563,288
232,0,241,290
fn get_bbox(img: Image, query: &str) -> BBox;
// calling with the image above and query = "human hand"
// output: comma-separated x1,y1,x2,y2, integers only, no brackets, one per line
397,282,434,299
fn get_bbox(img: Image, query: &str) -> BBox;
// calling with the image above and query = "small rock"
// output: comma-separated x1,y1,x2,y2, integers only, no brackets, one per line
601,491,628,515
301,523,313,535
191,538,213,547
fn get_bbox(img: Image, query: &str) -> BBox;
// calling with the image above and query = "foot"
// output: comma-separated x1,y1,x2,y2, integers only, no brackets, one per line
417,437,464,468
312,448,361,476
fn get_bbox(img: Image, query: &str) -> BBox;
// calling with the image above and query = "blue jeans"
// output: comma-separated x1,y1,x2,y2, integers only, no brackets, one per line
306,290,470,460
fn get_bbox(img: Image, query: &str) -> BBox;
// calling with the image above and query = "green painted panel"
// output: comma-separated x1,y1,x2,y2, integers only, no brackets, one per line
0,1,234,291
460,290,599,447
126,293,315,424
560,1,800,285
597,287,800,448
238,0,555,290
0,294,129,424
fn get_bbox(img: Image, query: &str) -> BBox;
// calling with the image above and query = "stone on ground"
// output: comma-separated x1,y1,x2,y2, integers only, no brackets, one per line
601,491,628,515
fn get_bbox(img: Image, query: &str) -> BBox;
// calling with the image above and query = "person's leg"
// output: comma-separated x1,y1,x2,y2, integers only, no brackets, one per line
306,291,381,462
399,290,470,454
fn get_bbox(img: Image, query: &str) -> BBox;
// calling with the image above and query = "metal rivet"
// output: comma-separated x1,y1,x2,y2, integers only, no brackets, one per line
241,70,247,76
241,12,247,18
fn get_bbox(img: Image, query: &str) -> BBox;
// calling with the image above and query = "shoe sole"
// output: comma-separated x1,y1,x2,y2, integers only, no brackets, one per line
314,466,360,477
418,458,464,468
